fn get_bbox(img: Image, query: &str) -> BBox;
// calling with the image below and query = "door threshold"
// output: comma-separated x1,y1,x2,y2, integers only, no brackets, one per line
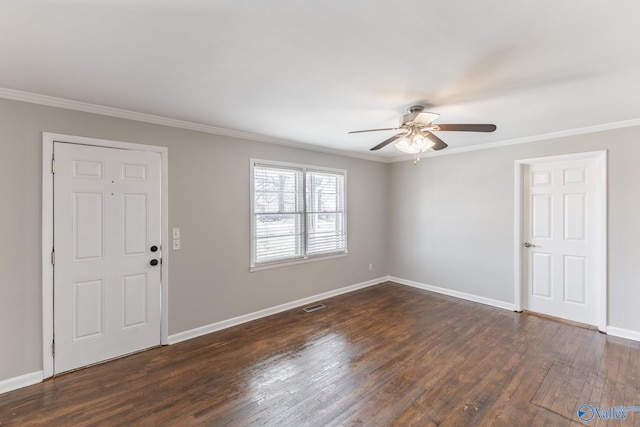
52,345,162,378
523,310,598,331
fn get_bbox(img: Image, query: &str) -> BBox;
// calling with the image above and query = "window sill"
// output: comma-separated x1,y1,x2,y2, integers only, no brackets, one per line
250,252,348,273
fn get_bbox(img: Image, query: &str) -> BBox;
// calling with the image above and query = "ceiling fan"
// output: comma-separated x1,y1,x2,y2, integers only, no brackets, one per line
349,105,496,164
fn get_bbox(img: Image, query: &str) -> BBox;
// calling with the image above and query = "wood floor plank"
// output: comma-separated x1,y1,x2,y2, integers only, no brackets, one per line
1,282,639,426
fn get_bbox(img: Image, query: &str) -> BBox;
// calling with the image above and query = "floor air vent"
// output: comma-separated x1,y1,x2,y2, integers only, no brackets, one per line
303,303,326,313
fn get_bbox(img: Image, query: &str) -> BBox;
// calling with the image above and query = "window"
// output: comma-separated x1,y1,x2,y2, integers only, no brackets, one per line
251,159,347,269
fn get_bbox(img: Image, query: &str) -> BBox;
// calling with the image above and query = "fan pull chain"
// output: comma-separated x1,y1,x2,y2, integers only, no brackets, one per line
413,153,421,165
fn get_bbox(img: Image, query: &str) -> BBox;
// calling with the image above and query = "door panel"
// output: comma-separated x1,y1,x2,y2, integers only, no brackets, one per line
531,252,552,298
523,158,599,325
532,194,552,238
74,279,104,339
564,255,586,304
73,192,104,260
123,193,148,256
123,273,148,328
54,142,161,374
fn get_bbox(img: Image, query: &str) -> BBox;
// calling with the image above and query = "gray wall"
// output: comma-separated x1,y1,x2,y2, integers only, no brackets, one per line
388,126,640,333
0,98,389,381
2,94,639,385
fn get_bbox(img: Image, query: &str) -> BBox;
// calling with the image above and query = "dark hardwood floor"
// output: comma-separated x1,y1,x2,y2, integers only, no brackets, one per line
1,282,639,426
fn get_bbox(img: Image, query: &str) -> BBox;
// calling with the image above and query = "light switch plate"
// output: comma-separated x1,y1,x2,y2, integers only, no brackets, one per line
172,228,180,239
173,239,181,250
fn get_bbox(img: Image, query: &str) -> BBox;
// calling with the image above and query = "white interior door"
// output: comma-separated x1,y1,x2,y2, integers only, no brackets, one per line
53,142,162,374
522,156,603,326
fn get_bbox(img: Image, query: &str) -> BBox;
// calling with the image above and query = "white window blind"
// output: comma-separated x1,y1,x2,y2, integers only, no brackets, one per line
253,164,304,265
251,160,347,268
306,170,346,255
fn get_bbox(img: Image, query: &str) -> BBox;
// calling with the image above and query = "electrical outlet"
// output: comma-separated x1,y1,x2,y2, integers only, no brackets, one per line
173,239,181,250
369,263,373,271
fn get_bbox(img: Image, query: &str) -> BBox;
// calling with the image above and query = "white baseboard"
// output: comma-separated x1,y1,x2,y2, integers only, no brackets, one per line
0,371,42,395
389,277,640,343
607,326,640,343
389,276,517,311
6,278,634,396
168,277,386,344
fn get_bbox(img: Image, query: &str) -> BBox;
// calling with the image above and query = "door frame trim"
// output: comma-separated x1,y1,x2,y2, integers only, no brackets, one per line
42,133,169,378
513,150,607,331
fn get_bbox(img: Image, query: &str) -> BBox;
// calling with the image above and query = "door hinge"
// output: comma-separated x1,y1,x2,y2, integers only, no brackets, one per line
51,249,55,265
52,340,55,356
51,158,55,174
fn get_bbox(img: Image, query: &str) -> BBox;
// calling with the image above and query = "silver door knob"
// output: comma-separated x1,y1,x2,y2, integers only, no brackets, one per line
523,242,536,248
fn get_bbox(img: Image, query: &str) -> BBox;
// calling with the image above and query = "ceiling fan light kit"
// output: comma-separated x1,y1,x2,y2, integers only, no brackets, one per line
394,130,434,164
348,105,497,165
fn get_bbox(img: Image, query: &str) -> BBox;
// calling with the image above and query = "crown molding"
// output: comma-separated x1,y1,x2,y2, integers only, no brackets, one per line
0,87,387,163
3,86,638,165
390,117,640,162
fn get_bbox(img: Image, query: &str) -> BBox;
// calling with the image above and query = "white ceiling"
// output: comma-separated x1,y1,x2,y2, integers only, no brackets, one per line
2,1,640,161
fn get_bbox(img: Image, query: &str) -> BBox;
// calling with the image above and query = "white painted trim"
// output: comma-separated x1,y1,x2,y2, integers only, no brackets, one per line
595,152,608,332
42,140,54,378
0,87,385,163
249,253,348,272
168,277,385,344
42,133,169,379
513,150,607,332
391,118,640,162
5,279,635,396
4,87,640,165
389,276,517,311
249,158,348,270
0,371,43,395
607,326,640,343
513,161,524,312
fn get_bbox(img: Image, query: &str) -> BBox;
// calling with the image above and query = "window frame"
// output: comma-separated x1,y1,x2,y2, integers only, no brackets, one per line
250,158,348,271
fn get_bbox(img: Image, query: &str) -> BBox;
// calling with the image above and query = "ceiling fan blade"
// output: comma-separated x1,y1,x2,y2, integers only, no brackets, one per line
370,132,408,151
348,127,401,134
435,124,497,132
424,131,448,151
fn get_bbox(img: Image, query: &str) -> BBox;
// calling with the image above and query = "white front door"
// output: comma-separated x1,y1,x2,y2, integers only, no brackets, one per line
53,142,162,374
522,156,604,326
